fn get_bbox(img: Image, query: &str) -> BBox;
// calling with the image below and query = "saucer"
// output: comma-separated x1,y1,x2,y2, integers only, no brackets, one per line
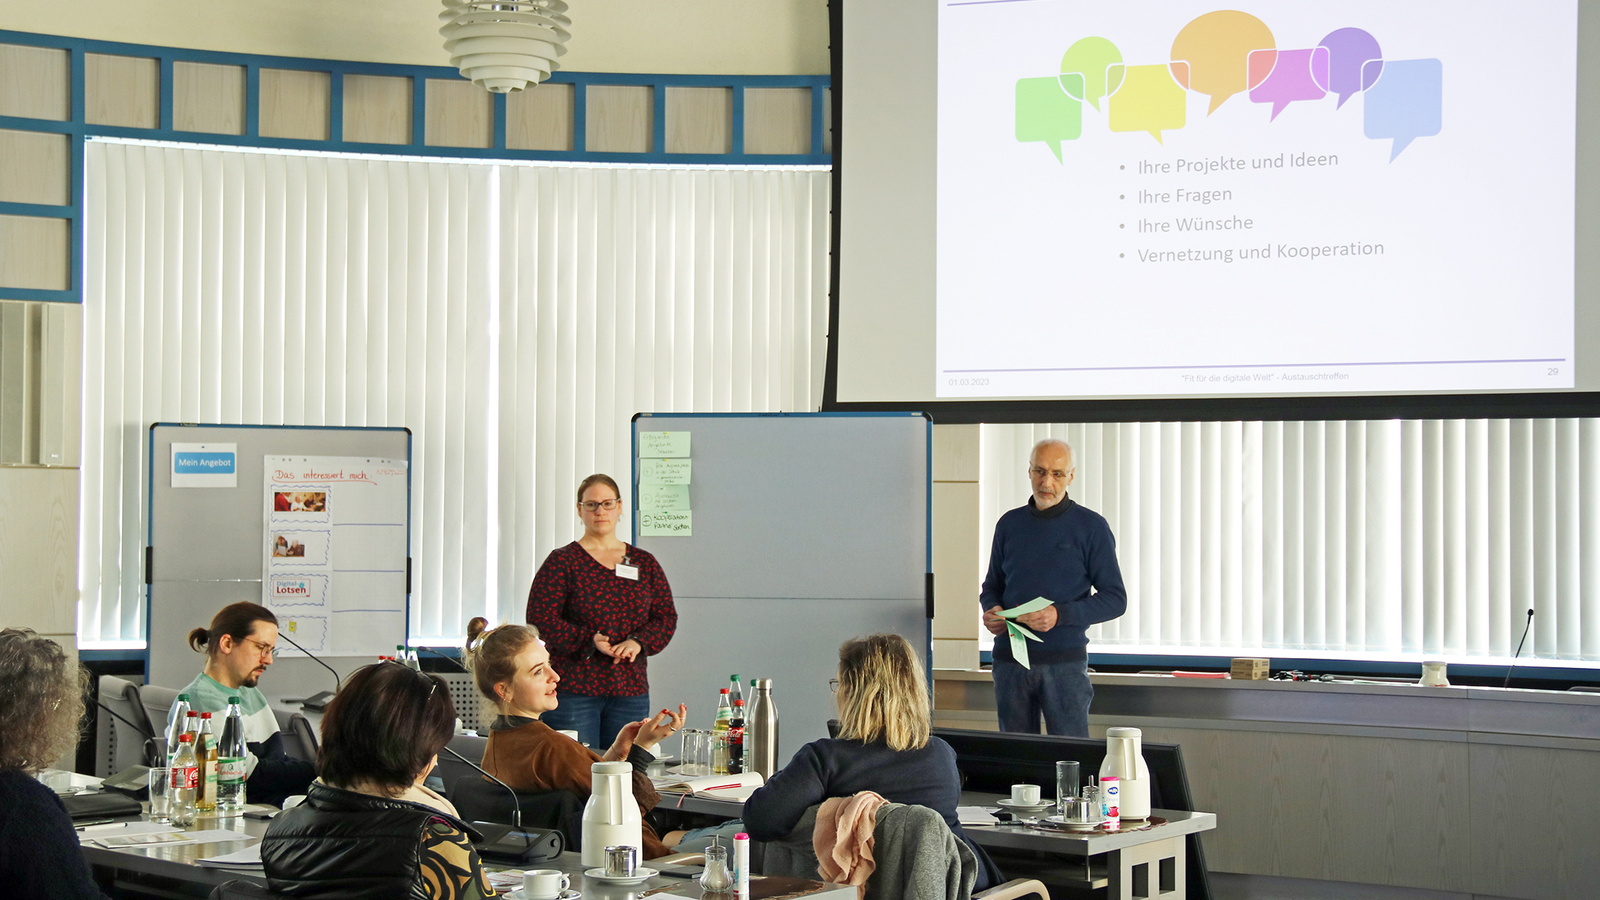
996,798,1054,812
584,866,657,885
1044,814,1107,831
504,890,580,900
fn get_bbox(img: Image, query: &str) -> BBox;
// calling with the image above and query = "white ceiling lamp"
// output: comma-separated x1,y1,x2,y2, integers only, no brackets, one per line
439,0,572,93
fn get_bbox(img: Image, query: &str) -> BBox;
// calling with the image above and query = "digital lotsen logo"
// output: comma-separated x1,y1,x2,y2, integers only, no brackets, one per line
1015,11,1442,161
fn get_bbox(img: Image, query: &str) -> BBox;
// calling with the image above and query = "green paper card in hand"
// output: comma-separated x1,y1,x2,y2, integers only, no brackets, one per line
997,598,1053,669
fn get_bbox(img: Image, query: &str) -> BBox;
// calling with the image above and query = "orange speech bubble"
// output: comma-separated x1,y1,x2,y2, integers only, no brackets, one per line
1169,11,1276,114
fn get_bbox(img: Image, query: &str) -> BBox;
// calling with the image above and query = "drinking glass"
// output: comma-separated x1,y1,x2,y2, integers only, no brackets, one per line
147,767,173,823
679,729,701,775
1055,761,1080,817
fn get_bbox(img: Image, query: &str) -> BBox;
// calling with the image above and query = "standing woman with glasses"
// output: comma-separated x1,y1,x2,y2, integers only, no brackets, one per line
526,473,678,749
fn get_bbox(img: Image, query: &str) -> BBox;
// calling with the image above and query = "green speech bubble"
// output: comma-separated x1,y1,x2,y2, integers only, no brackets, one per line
1059,37,1124,111
1107,63,1187,143
1015,75,1083,162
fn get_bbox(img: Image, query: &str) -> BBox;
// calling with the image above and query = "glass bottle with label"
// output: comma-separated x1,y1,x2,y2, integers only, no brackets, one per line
216,696,248,814
170,734,198,826
195,712,218,812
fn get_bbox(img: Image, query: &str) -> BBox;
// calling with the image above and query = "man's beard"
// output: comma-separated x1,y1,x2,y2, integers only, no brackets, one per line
242,671,262,688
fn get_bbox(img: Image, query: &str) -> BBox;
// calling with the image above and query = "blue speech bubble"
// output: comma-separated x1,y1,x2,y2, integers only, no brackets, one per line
1362,58,1442,160
1016,74,1084,162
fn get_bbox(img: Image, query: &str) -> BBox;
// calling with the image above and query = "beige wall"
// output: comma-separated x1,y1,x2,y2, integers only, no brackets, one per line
932,424,982,669
0,0,829,75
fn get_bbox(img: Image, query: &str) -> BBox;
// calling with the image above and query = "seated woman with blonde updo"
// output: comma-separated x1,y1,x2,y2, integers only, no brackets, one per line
467,620,737,857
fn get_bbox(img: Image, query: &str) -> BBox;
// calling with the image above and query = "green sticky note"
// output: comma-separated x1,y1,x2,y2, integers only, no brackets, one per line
640,508,692,536
640,483,690,511
640,457,691,485
638,431,691,458
1006,620,1044,669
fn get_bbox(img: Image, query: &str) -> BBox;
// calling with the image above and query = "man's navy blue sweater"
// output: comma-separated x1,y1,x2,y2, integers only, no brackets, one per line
980,496,1127,664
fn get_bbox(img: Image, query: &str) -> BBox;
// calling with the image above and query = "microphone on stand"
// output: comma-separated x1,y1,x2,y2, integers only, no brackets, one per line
1503,608,1536,689
277,630,342,710
438,744,562,862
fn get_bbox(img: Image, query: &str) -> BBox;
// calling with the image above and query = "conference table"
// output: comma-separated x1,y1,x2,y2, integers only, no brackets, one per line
661,788,1216,900
78,803,856,899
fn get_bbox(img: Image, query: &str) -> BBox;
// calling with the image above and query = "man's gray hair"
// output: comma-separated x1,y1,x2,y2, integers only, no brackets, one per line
1030,437,1074,467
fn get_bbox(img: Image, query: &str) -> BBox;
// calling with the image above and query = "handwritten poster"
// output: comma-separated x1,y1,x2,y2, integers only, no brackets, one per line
641,508,692,536
264,455,408,654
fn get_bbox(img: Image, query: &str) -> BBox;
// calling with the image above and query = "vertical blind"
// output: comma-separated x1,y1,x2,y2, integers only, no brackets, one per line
981,420,1600,665
82,140,829,645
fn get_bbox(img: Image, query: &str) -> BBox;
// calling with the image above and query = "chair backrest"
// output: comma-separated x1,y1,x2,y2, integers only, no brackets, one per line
449,775,583,848
209,879,289,900
98,675,157,775
756,800,976,900
281,713,318,762
438,671,488,733
139,682,181,748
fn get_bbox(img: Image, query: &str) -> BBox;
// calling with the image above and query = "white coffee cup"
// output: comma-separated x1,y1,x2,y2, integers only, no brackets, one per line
1011,783,1041,805
522,868,570,899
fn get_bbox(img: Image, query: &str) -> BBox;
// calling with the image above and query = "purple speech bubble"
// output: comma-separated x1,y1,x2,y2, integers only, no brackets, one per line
1363,58,1442,160
1315,27,1383,108
1248,47,1329,120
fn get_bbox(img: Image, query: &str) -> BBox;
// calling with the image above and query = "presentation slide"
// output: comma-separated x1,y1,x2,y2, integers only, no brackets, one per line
933,0,1577,400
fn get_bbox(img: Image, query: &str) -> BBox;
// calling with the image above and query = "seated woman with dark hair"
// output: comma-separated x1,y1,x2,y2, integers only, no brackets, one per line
261,661,496,899
0,628,110,900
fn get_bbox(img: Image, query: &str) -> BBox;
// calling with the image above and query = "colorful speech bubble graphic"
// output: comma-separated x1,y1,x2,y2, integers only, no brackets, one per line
1248,47,1329,120
1316,27,1383,107
1170,11,1275,114
1059,37,1124,111
1016,74,1084,162
1108,63,1187,143
1362,58,1442,160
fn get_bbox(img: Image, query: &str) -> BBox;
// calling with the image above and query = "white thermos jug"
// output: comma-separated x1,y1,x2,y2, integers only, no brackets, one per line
581,761,642,868
1099,726,1151,821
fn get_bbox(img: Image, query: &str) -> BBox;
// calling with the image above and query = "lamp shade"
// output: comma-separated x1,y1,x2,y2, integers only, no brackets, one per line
440,0,571,93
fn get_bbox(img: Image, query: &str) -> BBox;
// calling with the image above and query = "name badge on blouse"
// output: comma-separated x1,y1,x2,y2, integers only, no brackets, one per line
615,563,640,580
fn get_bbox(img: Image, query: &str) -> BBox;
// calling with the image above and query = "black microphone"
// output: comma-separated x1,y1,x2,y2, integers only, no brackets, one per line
437,744,562,862
417,645,471,672
276,630,343,710
1503,608,1535,689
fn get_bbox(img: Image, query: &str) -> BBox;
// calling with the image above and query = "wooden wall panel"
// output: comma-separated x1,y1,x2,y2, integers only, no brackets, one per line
932,425,981,668
0,466,79,636
0,215,70,291
173,61,245,135
424,79,493,148
0,44,70,121
85,54,159,129
343,74,412,145
0,130,69,206
506,83,573,152
745,87,811,155
586,85,653,153
261,68,331,141
665,87,730,155
1470,742,1600,899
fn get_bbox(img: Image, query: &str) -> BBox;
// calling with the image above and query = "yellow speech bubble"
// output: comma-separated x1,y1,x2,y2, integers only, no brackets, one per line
1170,10,1276,114
1108,63,1187,143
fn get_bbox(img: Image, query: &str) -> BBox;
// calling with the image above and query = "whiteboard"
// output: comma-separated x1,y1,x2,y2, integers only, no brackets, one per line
631,412,931,767
146,424,411,695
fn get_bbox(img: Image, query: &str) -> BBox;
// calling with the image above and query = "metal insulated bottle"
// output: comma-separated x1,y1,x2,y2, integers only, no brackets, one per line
748,678,780,779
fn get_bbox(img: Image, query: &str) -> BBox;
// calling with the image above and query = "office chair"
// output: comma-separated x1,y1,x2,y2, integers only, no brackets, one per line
98,675,160,775
760,801,1048,900
449,774,584,849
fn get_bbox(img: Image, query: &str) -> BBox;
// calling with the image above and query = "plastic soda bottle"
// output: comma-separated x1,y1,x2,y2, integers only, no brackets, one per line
728,699,747,775
170,734,198,826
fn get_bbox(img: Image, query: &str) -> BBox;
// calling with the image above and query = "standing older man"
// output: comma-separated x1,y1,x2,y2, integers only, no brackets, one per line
981,438,1126,736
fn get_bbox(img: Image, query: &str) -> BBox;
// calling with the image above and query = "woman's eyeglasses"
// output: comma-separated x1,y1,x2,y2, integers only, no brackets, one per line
579,499,622,512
